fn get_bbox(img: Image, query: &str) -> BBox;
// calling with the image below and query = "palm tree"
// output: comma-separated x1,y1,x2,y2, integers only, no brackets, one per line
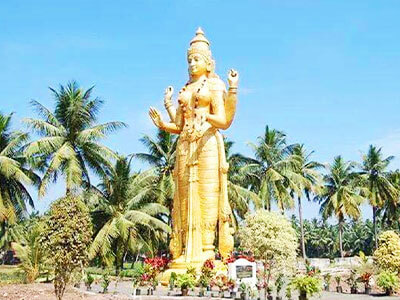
383,170,400,229
11,220,47,282
0,112,40,224
290,144,323,259
24,81,126,196
246,126,300,212
225,139,260,224
317,156,364,257
135,130,177,213
88,156,170,272
359,145,398,248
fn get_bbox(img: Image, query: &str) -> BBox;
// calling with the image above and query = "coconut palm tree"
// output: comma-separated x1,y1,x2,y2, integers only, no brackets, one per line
317,156,364,257
135,130,177,213
24,81,126,196
245,126,300,212
358,145,398,248
88,156,170,272
382,170,400,229
224,139,260,224
290,144,323,259
0,112,40,224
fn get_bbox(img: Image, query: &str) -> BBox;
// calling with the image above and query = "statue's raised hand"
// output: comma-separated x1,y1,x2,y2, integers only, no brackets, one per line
164,86,174,108
164,86,174,100
149,107,164,129
228,69,239,88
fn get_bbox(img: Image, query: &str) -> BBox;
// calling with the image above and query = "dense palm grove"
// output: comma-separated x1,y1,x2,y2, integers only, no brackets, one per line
1,81,400,274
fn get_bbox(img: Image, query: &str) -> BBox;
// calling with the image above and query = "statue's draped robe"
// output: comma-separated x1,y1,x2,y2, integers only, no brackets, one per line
169,77,234,263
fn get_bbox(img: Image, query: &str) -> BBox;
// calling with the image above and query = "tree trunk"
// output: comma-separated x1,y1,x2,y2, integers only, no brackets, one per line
339,219,344,258
373,206,378,249
298,196,306,259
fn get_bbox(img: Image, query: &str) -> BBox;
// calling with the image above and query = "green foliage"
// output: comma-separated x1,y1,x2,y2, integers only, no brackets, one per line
291,216,375,258
239,210,298,276
41,195,93,300
246,126,300,211
88,157,170,269
335,276,341,286
317,156,364,256
24,82,126,196
374,230,400,273
0,112,39,225
323,273,331,285
275,273,285,294
376,271,399,294
84,273,94,290
291,275,322,296
0,266,25,284
11,220,47,283
101,273,111,293
176,273,196,290
285,285,292,299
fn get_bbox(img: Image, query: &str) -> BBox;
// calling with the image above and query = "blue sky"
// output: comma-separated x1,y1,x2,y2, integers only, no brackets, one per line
1,1,400,220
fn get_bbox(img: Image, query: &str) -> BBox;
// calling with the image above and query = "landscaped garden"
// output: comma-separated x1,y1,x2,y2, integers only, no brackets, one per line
2,3,400,299
1,83,400,300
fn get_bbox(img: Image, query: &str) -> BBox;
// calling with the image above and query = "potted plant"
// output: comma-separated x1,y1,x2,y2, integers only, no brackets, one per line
285,286,292,300
227,278,236,299
169,272,177,291
266,285,273,300
200,259,215,292
377,271,399,296
323,274,331,291
275,274,284,300
101,273,110,294
213,274,229,298
359,272,372,294
239,282,249,300
291,275,322,300
176,273,196,296
335,276,342,293
84,272,94,291
347,270,358,294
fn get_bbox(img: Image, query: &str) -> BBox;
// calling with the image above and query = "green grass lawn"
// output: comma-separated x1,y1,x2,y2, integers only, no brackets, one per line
0,265,25,284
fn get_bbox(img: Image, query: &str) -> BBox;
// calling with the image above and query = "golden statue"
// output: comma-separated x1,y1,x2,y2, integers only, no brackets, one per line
149,28,238,274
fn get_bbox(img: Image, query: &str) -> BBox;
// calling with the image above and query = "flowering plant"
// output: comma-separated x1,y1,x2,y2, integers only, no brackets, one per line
360,272,372,288
212,274,229,291
199,259,216,287
225,252,255,264
141,256,169,287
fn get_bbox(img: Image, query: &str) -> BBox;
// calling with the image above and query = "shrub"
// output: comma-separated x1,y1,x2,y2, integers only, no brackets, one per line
40,195,93,300
374,231,400,273
239,211,298,299
238,210,297,275
376,271,399,295
291,275,322,297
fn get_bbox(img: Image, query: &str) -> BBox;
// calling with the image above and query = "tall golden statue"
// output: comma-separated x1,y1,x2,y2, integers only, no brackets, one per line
149,28,238,273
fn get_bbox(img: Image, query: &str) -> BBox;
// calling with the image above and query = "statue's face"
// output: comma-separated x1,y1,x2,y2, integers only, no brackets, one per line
188,53,208,77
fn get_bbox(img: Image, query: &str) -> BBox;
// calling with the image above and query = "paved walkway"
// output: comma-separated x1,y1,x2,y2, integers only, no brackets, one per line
80,281,400,300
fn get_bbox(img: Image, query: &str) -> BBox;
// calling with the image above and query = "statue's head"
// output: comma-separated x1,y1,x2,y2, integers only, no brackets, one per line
187,28,215,79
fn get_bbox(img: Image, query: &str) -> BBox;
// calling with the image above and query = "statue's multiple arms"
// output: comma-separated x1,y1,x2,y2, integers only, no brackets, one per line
206,69,239,130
